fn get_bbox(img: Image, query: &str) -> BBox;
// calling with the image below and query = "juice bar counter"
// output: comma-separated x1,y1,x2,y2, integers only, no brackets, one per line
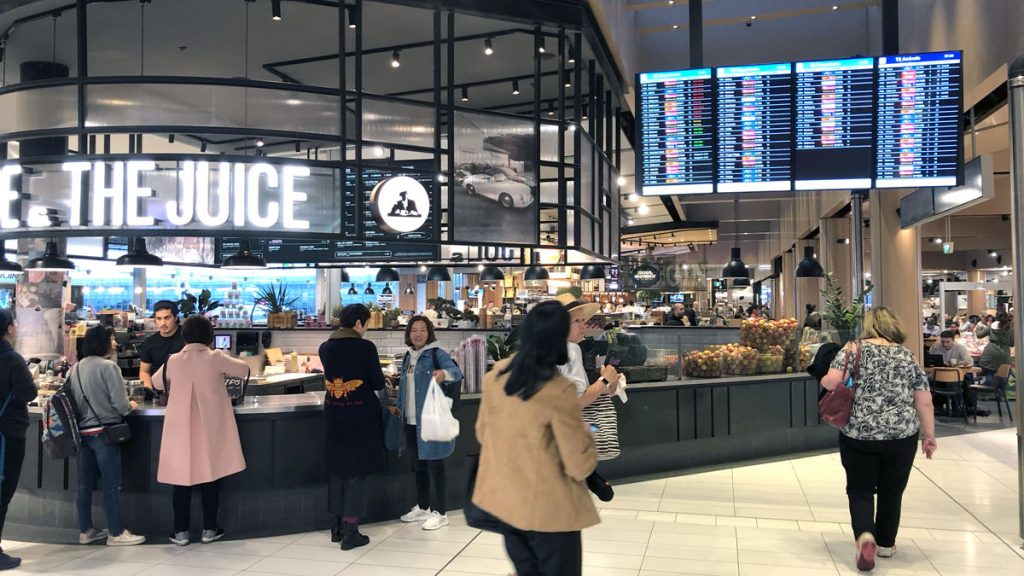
11,374,833,540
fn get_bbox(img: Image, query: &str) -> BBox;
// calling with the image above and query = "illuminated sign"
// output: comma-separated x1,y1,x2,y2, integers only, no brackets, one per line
370,176,430,235
0,160,319,232
632,264,661,288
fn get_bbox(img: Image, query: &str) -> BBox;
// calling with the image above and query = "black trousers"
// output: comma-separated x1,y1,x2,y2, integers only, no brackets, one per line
328,474,366,523
838,432,918,547
172,480,220,533
0,436,26,543
503,528,582,576
405,424,447,515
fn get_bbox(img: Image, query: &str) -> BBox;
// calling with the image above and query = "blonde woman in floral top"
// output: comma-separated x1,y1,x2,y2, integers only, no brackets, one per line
820,306,936,572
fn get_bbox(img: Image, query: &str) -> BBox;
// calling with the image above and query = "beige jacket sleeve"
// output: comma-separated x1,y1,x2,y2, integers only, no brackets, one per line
549,383,598,481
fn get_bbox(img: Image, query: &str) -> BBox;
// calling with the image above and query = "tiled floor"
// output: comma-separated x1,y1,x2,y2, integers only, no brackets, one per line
2,428,1021,575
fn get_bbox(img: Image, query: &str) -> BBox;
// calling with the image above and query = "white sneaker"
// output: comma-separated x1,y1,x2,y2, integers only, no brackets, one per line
107,530,146,546
400,506,432,523
79,528,109,545
877,545,896,558
169,531,190,546
422,511,449,531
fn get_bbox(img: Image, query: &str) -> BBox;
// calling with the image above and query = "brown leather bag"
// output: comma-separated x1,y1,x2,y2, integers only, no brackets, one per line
818,342,861,428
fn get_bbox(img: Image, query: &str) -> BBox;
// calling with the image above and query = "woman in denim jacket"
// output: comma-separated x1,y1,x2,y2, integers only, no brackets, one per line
395,316,464,531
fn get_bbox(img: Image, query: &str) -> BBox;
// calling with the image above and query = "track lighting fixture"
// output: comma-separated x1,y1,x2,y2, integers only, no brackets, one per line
391,49,401,68
294,142,301,153
255,138,265,148
990,250,999,258
200,142,207,152
512,80,520,95
271,0,281,21
347,4,358,28
627,218,634,225
484,37,494,56
547,102,555,116
563,71,572,88
167,134,174,144
582,104,589,120
461,86,469,102
567,47,576,64
538,38,546,53
617,175,627,186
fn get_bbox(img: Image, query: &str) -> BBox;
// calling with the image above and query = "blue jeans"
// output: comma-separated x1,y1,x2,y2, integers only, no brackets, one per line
76,434,124,536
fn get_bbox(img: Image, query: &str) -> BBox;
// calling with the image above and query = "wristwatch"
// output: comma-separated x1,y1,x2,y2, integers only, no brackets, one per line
598,376,610,386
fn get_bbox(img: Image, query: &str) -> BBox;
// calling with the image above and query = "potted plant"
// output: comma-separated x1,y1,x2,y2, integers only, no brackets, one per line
486,331,519,362
178,289,220,318
428,297,463,328
330,304,344,328
458,308,479,329
253,284,300,329
819,272,874,344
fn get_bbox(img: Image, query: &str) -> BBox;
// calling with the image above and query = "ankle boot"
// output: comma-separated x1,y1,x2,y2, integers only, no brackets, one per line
340,522,370,551
330,516,342,543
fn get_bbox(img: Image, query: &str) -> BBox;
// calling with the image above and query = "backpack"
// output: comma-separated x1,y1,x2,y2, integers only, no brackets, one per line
41,386,81,460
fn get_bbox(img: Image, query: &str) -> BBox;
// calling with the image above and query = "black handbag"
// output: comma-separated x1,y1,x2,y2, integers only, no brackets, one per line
73,368,132,445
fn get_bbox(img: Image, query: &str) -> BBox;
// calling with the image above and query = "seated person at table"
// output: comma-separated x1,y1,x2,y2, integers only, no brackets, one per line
928,331,973,368
923,318,941,337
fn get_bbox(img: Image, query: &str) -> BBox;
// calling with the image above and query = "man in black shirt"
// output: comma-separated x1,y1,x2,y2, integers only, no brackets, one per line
684,303,698,327
139,301,185,391
665,304,687,326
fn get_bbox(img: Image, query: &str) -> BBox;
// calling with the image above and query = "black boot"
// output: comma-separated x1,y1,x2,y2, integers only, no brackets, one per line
330,516,342,543
340,521,370,551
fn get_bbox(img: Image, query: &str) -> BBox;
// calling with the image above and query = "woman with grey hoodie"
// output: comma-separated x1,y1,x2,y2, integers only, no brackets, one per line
68,325,144,546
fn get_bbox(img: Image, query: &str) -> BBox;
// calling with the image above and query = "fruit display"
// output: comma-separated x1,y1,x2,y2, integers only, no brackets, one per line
800,345,813,370
758,354,784,374
684,349,722,379
716,344,759,375
740,318,800,352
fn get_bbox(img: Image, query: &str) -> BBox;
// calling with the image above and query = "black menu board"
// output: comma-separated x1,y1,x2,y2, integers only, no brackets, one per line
716,63,793,192
794,58,875,190
343,162,437,241
637,68,714,195
218,238,438,265
875,51,962,188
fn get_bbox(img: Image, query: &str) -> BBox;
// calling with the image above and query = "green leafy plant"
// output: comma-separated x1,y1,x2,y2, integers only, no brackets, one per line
428,297,463,321
487,331,519,362
330,304,344,327
252,284,300,314
636,290,661,305
556,286,583,300
382,308,402,329
819,273,874,342
461,308,479,324
178,289,220,317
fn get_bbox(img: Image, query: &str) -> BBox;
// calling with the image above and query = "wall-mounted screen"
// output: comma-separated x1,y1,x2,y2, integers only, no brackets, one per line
637,69,714,195
794,58,874,190
875,51,962,188
716,63,793,193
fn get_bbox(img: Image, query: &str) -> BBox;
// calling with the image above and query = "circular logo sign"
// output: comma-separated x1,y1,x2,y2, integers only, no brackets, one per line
370,176,430,234
632,264,661,288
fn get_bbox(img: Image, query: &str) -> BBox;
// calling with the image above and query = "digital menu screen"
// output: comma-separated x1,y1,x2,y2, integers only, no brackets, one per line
716,63,794,192
794,58,875,190
637,68,714,195
218,238,438,265
875,51,962,188
342,162,436,241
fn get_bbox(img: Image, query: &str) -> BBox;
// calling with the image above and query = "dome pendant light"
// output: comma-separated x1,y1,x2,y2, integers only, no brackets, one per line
116,238,164,268
580,264,606,280
221,240,266,269
732,278,751,288
479,266,505,281
0,252,22,273
427,267,451,282
340,268,350,283
375,266,401,282
795,246,825,278
364,283,375,295
403,283,415,295
381,283,393,295
721,247,749,279
27,240,75,271
348,285,358,295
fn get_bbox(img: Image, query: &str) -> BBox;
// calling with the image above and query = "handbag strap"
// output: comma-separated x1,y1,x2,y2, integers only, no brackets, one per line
72,365,115,426
844,341,863,390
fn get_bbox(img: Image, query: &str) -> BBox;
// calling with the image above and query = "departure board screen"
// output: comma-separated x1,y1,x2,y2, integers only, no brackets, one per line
794,58,875,190
716,63,793,192
875,51,962,188
637,68,714,195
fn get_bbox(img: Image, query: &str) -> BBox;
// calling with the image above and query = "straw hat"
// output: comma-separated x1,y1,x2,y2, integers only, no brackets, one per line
555,293,601,323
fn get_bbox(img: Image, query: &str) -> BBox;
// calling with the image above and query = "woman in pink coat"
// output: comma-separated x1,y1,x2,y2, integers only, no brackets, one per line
153,315,249,547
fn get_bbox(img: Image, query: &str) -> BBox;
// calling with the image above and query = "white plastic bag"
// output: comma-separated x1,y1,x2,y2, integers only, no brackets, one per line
419,381,460,441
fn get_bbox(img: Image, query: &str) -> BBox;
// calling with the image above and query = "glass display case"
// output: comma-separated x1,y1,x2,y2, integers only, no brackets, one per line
613,326,742,380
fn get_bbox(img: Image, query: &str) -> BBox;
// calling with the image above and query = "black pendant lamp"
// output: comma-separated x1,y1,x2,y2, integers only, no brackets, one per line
732,277,751,288
580,264,606,280
376,266,401,282
26,240,75,271
116,238,164,268
348,285,358,295
524,265,549,281
341,268,350,283
0,253,22,273
479,266,505,281
795,246,825,278
381,283,393,295
221,240,266,269
721,247,749,279
426,266,451,282
364,283,375,295
403,283,415,295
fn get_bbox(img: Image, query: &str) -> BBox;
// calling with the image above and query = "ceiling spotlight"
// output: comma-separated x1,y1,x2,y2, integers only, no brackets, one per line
990,250,998,257
563,71,572,88
628,192,638,202
750,15,757,20
373,145,386,158
832,5,839,10
255,138,265,148
567,47,576,64
668,1,674,4
547,102,556,116
200,142,207,153
391,49,401,68
512,80,520,95
167,134,175,144
461,86,470,102
538,38,546,53
419,264,427,273
271,0,281,21
672,25,679,30
567,123,576,132
484,37,494,56
638,204,650,215
347,4,358,28
931,237,943,244
627,218,634,225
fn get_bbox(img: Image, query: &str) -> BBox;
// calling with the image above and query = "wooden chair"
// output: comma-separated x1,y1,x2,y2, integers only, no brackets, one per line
932,367,969,424
969,363,1014,423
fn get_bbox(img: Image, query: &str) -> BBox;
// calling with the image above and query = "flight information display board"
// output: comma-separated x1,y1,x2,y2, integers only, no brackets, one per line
637,68,715,195
794,57,875,190
875,51,962,188
716,63,794,193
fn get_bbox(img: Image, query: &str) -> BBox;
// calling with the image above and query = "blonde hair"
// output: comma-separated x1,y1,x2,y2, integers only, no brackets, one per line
860,306,906,344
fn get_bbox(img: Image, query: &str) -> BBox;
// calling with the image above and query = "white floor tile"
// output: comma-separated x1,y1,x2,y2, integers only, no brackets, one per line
243,555,349,576
354,549,454,570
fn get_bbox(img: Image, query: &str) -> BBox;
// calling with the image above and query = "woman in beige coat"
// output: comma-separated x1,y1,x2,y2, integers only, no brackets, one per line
153,315,249,547
474,301,599,576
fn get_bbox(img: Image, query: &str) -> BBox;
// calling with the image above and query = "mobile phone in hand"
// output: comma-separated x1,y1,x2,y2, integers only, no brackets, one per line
604,356,621,368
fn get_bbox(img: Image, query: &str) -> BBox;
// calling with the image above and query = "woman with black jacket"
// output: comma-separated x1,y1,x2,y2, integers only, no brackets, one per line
0,310,38,570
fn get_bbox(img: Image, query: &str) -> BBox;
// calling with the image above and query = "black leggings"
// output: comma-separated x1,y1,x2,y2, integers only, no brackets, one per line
838,432,918,547
405,424,447,515
0,436,26,543
503,528,582,576
172,480,220,533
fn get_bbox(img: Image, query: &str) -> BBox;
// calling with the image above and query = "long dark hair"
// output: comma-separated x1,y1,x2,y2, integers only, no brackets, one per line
499,301,569,400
